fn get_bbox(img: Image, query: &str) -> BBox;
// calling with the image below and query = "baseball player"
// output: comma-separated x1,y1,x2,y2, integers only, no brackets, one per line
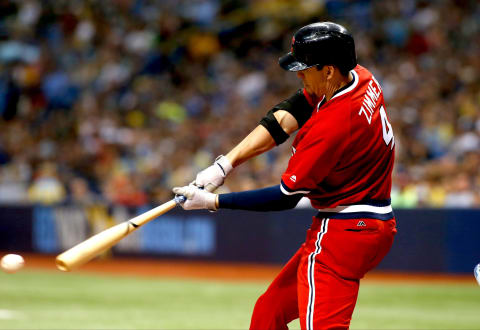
174,22,397,329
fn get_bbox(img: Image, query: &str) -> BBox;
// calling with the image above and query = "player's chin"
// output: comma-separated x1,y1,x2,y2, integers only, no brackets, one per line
303,84,315,95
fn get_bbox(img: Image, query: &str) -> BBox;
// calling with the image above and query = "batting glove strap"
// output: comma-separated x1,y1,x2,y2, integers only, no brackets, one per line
194,155,233,192
214,155,233,177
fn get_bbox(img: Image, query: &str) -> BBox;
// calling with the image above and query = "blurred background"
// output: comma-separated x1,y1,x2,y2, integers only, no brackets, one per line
1,1,480,329
0,0,479,209
0,0,480,266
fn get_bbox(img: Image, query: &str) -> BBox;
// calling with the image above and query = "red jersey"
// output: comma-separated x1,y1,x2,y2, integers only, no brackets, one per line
280,65,395,212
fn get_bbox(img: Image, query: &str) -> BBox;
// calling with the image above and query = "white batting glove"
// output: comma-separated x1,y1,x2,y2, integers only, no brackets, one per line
173,185,218,211
194,155,233,192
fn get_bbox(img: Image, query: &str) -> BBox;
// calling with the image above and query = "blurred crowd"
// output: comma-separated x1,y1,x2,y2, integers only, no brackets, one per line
0,0,479,208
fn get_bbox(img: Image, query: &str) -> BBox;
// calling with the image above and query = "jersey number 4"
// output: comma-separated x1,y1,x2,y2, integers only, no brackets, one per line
380,105,394,149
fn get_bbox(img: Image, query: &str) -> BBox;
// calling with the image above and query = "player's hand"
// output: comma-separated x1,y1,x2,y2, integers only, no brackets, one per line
194,155,233,192
173,185,218,211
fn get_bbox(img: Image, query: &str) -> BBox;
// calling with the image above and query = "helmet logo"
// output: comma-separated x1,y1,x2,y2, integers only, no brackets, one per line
291,36,295,53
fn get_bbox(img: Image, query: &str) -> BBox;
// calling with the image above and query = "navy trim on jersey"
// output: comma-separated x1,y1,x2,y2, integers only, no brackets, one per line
315,211,394,221
316,200,393,218
315,199,394,220
316,70,359,112
280,180,310,195
316,95,326,109
315,198,391,207
330,70,359,101
332,71,356,97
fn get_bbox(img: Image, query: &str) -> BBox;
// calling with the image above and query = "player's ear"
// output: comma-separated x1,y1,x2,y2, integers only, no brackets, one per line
325,65,335,80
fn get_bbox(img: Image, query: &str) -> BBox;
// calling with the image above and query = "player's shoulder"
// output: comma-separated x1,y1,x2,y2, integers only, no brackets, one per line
351,65,375,90
353,64,372,77
348,65,383,106
354,64,378,79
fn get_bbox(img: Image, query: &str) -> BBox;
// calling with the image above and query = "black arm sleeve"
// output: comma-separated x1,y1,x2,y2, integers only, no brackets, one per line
218,184,303,212
259,89,314,145
259,111,290,145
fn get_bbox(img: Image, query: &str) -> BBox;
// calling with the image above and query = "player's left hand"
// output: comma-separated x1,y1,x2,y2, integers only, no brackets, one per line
173,185,218,211
194,155,233,192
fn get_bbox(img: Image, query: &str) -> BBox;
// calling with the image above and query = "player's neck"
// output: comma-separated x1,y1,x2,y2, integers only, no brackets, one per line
325,72,353,101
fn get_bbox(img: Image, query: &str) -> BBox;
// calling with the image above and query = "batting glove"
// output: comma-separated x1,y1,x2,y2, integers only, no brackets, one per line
194,155,233,192
173,185,218,211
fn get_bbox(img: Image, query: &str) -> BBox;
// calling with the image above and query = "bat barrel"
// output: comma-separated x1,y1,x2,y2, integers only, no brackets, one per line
56,257,72,272
55,199,178,271
55,221,132,271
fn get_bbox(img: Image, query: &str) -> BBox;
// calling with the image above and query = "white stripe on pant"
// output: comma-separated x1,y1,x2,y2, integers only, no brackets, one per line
306,218,329,330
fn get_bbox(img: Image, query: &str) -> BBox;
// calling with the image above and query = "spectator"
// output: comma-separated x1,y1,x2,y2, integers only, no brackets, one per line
27,162,66,205
0,0,478,208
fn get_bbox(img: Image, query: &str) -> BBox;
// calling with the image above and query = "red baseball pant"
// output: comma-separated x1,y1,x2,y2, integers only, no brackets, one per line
250,216,397,330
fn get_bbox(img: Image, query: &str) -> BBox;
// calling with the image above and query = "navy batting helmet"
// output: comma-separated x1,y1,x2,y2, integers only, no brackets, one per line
279,22,357,75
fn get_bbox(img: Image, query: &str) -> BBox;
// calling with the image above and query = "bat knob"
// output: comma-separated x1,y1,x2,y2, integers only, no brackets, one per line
174,195,186,205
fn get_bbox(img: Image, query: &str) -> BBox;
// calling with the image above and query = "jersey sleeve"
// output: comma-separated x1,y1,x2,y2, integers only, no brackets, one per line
281,108,350,195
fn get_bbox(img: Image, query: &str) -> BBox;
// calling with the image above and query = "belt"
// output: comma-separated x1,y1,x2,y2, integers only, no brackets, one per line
316,203,394,220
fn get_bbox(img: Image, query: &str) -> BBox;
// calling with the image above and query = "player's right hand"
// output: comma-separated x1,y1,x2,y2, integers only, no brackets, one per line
194,155,233,192
173,185,217,211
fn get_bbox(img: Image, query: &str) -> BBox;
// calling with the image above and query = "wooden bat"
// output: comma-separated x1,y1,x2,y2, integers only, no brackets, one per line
56,197,183,271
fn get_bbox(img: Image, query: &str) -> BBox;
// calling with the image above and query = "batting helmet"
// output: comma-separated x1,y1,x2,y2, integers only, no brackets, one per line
279,22,357,75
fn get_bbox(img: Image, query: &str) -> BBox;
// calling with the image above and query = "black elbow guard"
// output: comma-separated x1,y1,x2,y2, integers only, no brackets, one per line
259,89,314,145
275,89,314,128
259,110,290,145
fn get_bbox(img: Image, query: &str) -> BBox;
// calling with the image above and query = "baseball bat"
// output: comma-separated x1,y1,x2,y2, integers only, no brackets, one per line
55,197,184,272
